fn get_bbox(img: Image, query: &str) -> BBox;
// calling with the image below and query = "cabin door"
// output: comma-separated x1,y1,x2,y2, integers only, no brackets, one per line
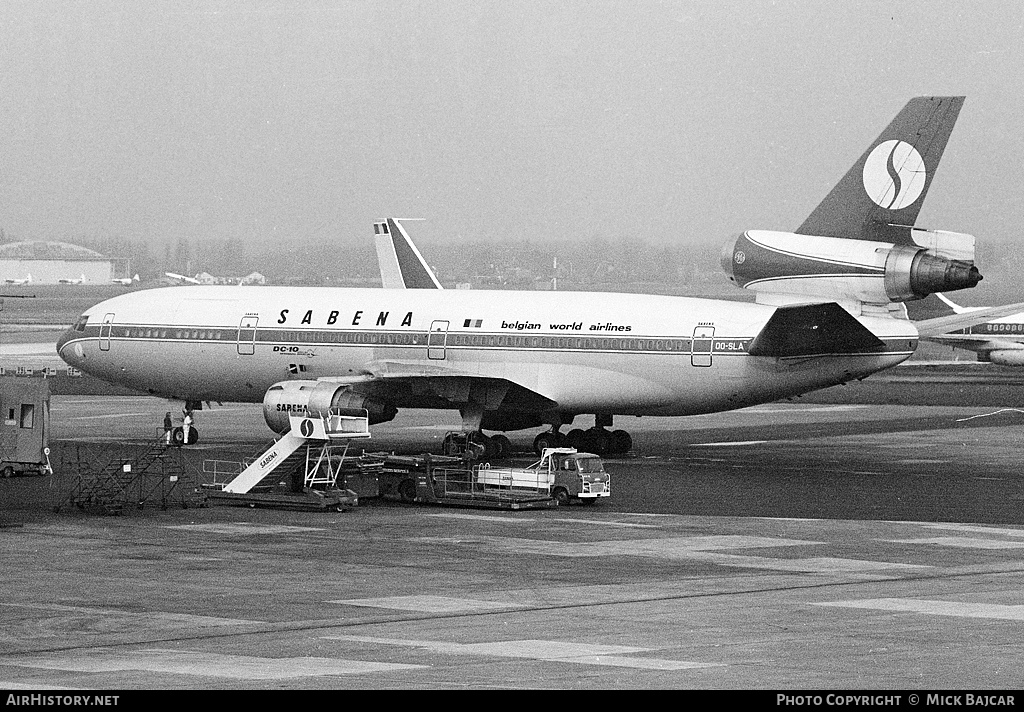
427,320,449,360
99,313,115,352
691,325,714,367
237,315,258,355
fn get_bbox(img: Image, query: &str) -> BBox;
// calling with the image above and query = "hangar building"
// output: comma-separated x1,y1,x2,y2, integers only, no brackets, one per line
0,241,125,284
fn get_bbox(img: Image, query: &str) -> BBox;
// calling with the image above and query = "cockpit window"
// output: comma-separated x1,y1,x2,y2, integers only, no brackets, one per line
72,316,88,332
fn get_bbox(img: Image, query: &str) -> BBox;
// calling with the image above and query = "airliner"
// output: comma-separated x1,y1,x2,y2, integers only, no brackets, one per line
4,274,31,285
164,272,201,285
904,293,1024,366
113,274,140,286
58,274,86,285
57,96,1023,457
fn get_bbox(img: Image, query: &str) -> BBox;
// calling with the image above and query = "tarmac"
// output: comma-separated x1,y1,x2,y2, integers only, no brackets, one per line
2,397,1024,690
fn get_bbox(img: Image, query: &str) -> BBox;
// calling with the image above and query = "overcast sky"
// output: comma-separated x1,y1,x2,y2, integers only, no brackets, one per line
2,1,1022,289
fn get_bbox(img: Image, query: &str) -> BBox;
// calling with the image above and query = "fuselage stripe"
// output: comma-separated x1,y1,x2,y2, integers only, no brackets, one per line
61,324,917,357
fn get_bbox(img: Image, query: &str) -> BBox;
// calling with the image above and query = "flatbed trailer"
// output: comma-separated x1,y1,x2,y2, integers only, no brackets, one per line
204,487,358,512
356,451,558,510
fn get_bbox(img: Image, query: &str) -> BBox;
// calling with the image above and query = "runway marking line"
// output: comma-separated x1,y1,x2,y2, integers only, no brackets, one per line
324,635,721,671
921,523,1024,538
424,513,661,529
815,598,1024,622
0,649,425,680
689,440,768,447
165,523,325,535
328,595,526,613
888,537,1024,550
0,602,256,627
410,534,821,559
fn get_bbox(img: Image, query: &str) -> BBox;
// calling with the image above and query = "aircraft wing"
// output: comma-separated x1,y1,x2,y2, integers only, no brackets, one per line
316,361,558,411
912,302,1024,338
923,333,1023,355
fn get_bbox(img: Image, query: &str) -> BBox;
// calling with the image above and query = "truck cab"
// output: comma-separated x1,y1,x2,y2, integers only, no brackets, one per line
542,448,610,505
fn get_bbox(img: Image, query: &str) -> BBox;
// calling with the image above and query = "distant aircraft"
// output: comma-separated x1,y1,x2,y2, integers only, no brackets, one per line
113,274,140,286
4,274,31,285
57,96,1024,457
164,272,201,285
58,274,86,285
904,293,1024,365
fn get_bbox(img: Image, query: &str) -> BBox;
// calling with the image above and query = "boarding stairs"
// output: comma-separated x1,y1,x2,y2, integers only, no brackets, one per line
203,411,370,510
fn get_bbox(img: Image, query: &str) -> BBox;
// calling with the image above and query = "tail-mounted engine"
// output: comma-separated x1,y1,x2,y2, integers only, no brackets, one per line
721,230,981,305
263,380,397,433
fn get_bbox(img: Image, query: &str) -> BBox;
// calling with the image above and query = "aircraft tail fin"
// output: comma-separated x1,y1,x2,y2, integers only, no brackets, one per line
374,218,443,289
796,96,965,245
747,302,885,358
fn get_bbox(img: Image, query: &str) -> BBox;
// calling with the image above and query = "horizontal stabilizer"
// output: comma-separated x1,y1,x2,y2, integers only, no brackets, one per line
748,302,884,358
913,301,1024,338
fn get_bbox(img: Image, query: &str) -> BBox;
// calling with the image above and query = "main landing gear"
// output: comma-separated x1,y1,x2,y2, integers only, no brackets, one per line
532,415,632,457
442,431,512,460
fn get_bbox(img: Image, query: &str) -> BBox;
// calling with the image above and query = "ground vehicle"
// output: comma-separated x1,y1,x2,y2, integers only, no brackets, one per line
0,377,51,477
475,448,609,505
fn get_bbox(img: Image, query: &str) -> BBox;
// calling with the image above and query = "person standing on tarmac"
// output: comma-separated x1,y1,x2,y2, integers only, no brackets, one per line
164,412,173,445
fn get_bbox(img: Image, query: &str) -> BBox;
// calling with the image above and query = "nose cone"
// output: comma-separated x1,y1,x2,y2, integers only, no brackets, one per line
56,327,78,362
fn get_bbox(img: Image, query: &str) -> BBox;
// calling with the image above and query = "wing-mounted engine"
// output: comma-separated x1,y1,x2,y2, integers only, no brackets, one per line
263,380,397,433
721,229,981,308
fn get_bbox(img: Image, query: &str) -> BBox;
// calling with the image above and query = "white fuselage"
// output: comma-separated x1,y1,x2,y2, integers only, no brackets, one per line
56,285,918,422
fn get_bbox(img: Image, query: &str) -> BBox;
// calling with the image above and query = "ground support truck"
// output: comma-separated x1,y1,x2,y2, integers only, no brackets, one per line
474,448,610,506
350,448,608,509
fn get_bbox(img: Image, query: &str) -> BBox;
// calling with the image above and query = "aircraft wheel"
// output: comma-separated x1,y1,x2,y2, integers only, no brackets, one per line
533,431,561,456
171,427,185,446
398,478,417,503
185,427,199,445
491,434,512,459
441,432,457,456
582,428,611,456
480,435,500,460
609,429,632,455
565,429,585,450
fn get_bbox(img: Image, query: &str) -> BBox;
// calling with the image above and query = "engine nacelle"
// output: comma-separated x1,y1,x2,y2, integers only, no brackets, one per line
987,350,1024,367
263,380,397,433
721,230,981,305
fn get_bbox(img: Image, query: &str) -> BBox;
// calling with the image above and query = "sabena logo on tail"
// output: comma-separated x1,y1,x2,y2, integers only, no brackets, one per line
862,140,926,210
